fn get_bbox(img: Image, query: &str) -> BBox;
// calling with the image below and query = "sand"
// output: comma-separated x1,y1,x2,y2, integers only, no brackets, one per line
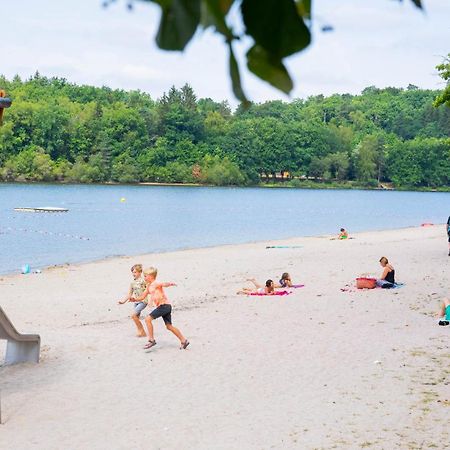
0,225,449,449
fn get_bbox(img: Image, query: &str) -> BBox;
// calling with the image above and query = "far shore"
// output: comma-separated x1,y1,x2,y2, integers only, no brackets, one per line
1,224,449,448
2,179,449,192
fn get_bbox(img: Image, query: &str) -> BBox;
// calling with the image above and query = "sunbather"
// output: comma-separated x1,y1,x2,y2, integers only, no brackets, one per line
237,278,275,295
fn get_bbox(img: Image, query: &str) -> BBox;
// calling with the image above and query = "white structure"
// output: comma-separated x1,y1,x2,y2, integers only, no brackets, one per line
0,307,40,365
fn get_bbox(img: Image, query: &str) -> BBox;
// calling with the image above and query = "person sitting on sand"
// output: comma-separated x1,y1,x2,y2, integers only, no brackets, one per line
376,256,395,288
330,228,349,240
277,272,293,288
437,298,450,326
132,267,189,350
237,278,275,295
118,264,147,337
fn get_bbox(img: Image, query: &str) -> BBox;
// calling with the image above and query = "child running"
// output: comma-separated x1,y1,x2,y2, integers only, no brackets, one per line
118,264,147,337
132,267,189,350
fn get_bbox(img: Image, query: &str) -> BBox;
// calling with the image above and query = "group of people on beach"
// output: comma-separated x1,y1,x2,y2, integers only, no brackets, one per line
119,220,450,349
118,264,189,350
237,273,293,295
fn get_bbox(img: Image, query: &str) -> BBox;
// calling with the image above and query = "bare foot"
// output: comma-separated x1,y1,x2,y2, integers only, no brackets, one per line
136,331,147,337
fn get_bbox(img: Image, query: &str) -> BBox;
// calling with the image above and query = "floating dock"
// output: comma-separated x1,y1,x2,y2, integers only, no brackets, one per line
14,207,69,213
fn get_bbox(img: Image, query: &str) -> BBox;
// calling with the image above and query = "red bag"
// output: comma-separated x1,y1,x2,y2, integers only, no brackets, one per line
356,277,376,289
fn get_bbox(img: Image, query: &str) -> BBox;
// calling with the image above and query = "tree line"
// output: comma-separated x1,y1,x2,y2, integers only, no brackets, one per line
0,73,449,188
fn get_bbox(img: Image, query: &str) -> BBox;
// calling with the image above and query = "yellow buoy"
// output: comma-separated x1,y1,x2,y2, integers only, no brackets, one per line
120,197,126,203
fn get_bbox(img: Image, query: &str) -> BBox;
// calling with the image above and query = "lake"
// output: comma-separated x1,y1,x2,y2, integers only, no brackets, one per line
0,183,449,274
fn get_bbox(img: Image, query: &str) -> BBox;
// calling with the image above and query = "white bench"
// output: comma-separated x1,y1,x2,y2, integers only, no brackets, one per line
0,307,40,365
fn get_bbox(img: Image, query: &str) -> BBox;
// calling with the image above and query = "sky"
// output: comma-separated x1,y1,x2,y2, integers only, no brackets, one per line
2,0,450,106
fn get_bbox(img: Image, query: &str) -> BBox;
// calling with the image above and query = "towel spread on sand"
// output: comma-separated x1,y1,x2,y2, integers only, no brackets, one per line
340,282,405,292
249,290,291,296
265,245,303,249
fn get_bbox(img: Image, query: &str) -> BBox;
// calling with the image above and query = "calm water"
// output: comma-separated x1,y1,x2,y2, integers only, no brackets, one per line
0,183,449,274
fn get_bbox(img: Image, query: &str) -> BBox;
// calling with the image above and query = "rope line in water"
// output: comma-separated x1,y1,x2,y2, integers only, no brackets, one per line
2,227,90,241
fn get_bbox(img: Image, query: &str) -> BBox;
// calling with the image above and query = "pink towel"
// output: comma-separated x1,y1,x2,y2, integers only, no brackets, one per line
249,290,291,296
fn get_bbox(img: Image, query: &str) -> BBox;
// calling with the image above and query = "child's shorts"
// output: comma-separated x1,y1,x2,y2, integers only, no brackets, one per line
133,301,147,316
149,304,172,324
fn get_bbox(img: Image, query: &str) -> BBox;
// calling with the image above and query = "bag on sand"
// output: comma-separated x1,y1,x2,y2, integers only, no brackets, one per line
356,277,376,289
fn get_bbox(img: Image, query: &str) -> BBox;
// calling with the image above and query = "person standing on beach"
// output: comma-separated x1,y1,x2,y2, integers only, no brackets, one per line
437,298,450,326
447,216,450,256
118,264,147,337
132,267,189,350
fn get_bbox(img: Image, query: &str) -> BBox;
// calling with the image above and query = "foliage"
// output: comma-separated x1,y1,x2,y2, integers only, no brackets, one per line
104,0,422,103
434,54,450,108
0,74,449,188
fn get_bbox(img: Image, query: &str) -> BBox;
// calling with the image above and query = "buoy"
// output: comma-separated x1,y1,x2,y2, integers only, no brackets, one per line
120,197,126,203
21,264,31,274
421,223,433,227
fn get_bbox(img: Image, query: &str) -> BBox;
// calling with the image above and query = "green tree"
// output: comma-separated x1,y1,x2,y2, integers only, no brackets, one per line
434,54,450,108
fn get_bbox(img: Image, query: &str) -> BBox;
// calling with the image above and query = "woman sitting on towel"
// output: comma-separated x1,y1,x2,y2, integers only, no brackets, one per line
376,256,395,288
237,278,275,295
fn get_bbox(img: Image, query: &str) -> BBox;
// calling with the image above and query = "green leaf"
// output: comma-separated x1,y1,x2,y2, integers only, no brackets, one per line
228,42,250,106
241,0,311,58
246,45,293,94
155,0,201,50
296,0,312,20
201,0,234,39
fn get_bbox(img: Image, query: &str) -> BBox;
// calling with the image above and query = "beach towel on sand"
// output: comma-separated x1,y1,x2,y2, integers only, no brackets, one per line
249,290,291,296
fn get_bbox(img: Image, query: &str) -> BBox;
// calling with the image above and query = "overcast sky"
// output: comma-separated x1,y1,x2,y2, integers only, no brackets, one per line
2,0,449,106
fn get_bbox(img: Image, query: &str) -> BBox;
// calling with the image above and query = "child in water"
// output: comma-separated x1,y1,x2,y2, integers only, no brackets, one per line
118,264,147,337
237,278,275,295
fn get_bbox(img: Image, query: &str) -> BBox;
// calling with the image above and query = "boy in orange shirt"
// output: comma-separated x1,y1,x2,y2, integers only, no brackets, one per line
133,267,189,350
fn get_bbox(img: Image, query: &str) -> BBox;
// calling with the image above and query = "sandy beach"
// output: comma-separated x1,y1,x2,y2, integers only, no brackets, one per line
0,225,449,449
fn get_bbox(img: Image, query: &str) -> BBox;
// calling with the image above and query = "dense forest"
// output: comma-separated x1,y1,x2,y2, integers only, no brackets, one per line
0,73,449,188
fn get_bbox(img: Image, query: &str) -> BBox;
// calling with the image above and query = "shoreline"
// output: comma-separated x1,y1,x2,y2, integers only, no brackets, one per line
0,223,443,278
1,224,449,448
2,179,450,192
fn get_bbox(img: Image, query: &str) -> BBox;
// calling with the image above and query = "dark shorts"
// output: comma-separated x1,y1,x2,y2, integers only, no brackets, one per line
149,304,172,324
